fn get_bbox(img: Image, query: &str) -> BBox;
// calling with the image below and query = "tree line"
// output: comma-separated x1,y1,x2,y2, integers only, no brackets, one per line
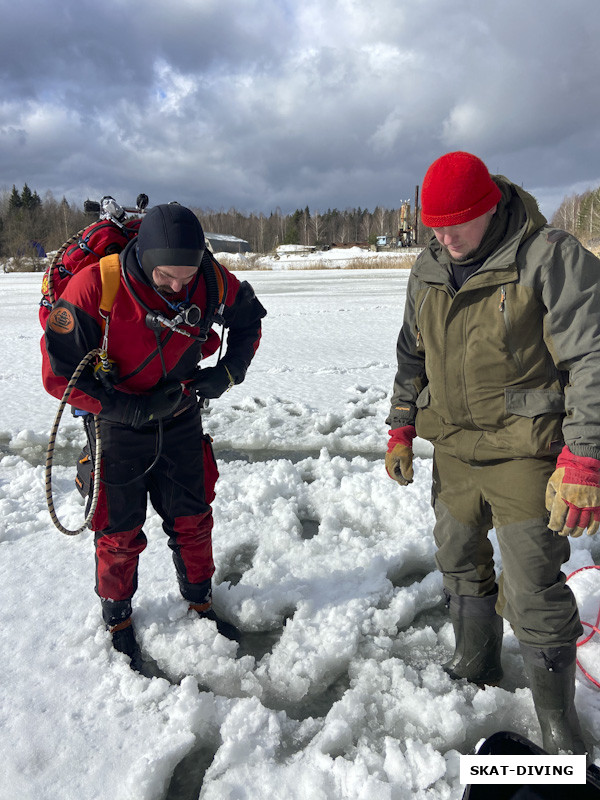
2,180,598,268
0,185,92,265
551,186,600,246
195,204,416,252
0,184,419,265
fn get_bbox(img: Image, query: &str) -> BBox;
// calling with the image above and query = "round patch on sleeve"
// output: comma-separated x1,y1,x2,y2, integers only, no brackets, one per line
48,307,75,334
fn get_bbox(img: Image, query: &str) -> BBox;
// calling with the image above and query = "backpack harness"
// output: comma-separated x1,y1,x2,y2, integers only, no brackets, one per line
80,249,228,389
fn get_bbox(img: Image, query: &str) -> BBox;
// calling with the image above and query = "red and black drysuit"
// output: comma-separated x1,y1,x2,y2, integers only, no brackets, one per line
41,240,265,626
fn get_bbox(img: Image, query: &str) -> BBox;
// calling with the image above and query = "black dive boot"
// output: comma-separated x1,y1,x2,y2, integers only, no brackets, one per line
109,618,144,673
185,580,241,642
189,601,241,643
520,643,588,755
443,591,504,686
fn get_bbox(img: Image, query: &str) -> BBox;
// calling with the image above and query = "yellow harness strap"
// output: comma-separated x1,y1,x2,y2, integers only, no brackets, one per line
98,254,122,327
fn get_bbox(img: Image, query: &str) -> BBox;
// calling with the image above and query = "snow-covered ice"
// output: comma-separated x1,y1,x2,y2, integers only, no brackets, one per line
1,264,599,800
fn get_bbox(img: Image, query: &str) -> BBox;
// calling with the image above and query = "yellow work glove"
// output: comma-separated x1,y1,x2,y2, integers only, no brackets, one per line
545,446,600,537
385,425,416,486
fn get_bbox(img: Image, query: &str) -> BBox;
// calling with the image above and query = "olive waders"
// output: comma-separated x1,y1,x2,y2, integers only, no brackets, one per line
433,450,587,754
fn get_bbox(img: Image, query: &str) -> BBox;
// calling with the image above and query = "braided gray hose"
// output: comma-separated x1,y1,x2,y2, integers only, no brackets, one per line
45,349,102,535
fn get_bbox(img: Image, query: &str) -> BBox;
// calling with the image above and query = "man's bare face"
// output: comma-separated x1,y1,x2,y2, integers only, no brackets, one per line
432,206,497,260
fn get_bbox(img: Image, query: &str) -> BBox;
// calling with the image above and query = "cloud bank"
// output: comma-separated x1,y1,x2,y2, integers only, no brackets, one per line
2,0,599,219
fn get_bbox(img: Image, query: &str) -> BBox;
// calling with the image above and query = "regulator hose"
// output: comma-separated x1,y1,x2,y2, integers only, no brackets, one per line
45,349,102,535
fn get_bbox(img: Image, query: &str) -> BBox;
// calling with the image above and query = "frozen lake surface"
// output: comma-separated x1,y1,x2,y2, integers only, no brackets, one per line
1,268,599,800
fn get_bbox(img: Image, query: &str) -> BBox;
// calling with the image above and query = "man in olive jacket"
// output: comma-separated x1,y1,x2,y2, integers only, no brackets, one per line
386,151,600,755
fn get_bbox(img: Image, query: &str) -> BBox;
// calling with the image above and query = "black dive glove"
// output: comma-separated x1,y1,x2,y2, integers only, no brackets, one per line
98,382,183,428
189,362,238,399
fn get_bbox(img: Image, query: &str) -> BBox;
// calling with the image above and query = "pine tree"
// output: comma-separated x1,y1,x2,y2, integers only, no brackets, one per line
283,209,303,245
8,185,22,212
21,183,34,210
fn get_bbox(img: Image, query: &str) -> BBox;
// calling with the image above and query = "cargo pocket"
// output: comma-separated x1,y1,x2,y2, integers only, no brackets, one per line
504,388,565,456
415,385,444,442
416,385,431,410
202,435,219,504
504,388,565,417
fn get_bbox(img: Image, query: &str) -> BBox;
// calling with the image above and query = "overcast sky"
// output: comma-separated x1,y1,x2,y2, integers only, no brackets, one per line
2,0,600,220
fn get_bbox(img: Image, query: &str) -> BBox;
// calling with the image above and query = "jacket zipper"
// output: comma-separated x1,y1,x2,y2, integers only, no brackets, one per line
415,287,432,348
499,285,524,374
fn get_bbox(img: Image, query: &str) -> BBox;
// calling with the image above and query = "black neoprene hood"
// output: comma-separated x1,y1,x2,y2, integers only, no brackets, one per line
136,203,205,280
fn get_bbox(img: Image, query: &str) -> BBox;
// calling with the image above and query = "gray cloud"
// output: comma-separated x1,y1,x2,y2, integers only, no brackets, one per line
1,0,600,219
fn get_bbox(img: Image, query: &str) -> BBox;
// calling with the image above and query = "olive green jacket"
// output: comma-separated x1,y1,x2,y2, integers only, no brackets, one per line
387,176,600,461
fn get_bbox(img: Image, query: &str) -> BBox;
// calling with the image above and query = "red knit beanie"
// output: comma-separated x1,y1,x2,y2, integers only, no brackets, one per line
421,151,502,228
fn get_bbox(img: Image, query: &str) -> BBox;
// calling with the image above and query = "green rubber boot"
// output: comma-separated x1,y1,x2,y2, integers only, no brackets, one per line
520,643,588,755
443,590,504,686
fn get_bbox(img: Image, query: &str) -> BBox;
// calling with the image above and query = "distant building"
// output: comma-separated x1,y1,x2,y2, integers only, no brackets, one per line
275,244,316,256
205,232,250,254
